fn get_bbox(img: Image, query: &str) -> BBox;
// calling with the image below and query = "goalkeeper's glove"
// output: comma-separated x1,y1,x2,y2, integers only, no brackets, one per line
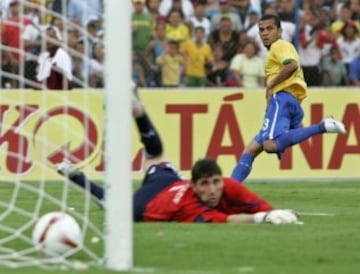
253,209,300,224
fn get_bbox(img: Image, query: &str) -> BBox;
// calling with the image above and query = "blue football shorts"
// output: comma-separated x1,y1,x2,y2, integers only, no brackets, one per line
255,91,304,154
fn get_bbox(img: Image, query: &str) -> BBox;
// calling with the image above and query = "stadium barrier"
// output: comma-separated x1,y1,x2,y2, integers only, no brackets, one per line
0,88,358,181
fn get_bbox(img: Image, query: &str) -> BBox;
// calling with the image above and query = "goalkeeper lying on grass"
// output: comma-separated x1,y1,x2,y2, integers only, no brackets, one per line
56,87,301,225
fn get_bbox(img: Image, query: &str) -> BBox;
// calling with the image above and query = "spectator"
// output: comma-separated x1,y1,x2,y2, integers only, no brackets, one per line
1,0,32,88
229,0,262,29
349,55,360,86
246,10,259,31
206,44,229,86
67,28,80,51
132,0,155,56
321,47,349,86
166,9,191,42
308,0,332,11
181,26,213,87
22,11,48,88
146,0,167,25
88,42,104,88
208,16,239,62
278,0,296,23
236,29,251,53
50,0,66,15
71,39,87,88
189,3,211,41
50,17,65,41
132,50,146,87
299,25,326,86
83,18,101,57
144,23,169,87
348,0,360,21
204,0,221,20
272,7,295,43
159,0,195,22
36,26,73,90
156,40,185,87
299,9,329,86
132,0,155,85
210,0,243,32
331,3,359,37
67,0,103,27
229,39,265,88
317,6,333,28
336,20,360,73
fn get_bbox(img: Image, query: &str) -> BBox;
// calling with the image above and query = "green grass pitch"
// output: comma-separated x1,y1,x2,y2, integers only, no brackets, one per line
1,181,360,274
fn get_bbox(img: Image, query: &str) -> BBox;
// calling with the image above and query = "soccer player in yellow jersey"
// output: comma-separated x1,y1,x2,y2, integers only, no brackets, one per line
231,14,347,182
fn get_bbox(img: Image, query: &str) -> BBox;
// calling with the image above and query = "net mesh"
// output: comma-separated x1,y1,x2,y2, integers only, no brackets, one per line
0,72,106,269
0,90,105,269
0,0,106,268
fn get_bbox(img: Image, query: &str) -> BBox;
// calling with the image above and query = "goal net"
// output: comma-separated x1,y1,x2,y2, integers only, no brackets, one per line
0,0,132,270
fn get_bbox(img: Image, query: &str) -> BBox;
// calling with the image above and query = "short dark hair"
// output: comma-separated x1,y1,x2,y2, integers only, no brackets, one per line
194,26,205,33
168,40,179,48
259,14,281,28
191,159,222,182
220,15,231,23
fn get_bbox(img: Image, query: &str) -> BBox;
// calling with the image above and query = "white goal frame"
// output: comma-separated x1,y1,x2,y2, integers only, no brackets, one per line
104,0,133,271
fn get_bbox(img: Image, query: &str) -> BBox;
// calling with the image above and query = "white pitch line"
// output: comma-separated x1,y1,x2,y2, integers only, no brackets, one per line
298,212,335,217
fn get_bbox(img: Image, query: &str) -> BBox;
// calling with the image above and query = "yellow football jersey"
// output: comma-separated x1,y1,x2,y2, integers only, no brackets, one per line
265,39,307,102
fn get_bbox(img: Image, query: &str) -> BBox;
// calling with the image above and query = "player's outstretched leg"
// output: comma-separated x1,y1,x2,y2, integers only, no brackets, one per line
322,117,346,134
56,160,104,208
231,154,254,182
232,117,346,183
132,83,163,159
274,117,346,154
133,105,163,158
55,85,165,206
231,139,263,183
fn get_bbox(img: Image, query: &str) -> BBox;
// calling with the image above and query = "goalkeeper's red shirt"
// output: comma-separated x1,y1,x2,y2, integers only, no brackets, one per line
143,178,272,223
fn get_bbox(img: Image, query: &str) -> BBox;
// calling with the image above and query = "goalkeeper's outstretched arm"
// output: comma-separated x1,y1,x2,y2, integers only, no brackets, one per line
227,210,301,225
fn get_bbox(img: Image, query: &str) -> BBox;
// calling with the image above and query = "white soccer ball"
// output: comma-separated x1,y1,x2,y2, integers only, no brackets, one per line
32,212,82,256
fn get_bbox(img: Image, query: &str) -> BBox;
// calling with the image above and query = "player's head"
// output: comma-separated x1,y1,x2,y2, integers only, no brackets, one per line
168,40,179,55
45,26,60,50
190,159,223,208
194,26,205,42
258,14,282,48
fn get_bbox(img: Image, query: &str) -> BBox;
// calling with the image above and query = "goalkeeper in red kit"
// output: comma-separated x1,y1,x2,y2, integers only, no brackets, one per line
56,84,301,225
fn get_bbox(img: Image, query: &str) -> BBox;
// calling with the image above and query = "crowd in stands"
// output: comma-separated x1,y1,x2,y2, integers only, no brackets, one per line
132,0,360,88
0,0,103,89
0,0,359,89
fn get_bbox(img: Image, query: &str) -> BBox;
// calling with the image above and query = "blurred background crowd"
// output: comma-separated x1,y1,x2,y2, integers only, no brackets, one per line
0,0,359,89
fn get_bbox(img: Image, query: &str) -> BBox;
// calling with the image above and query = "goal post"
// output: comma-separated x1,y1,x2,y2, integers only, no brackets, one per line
0,0,133,271
104,0,133,271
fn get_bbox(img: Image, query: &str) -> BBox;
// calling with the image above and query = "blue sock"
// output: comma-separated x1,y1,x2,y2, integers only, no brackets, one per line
231,153,254,183
70,172,104,200
276,124,325,152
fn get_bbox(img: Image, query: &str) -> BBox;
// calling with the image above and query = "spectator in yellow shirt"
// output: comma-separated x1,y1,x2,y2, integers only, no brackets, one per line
156,41,185,87
181,26,213,87
166,10,191,43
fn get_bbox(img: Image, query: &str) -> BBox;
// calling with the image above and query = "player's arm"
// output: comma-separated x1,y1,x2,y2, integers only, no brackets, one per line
227,210,301,224
200,209,300,225
144,41,157,71
227,214,256,223
266,59,298,92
